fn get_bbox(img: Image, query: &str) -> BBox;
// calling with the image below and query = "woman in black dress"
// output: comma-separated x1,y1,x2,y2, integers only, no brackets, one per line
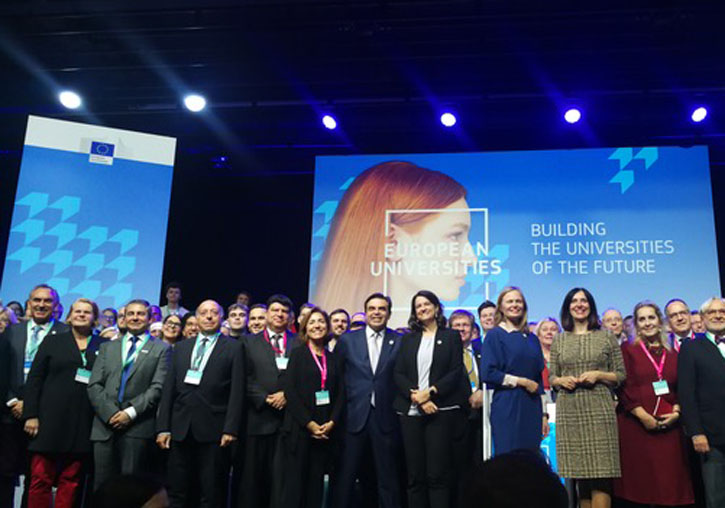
23,298,107,508
280,307,344,508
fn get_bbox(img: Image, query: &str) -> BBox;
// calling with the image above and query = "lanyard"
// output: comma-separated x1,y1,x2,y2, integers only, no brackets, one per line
639,340,667,380
26,324,46,361
192,333,219,371
308,342,328,390
78,335,91,367
264,329,287,356
122,333,149,370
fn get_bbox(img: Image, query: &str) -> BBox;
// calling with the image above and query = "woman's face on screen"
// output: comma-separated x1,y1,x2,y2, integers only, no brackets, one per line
390,198,477,301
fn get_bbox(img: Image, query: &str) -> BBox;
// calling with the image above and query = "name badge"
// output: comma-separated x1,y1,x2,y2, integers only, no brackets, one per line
652,380,670,396
75,368,91,384
184,369,202,385
315,390,330,406
275,357,289,370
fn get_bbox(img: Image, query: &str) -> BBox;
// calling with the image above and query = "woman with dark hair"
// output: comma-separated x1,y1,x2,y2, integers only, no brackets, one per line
480,286,548,455
394,290,468,508
280,307,344,508
549,288,626,508
23,298,107,508
180,313,199,339
161,314,183,346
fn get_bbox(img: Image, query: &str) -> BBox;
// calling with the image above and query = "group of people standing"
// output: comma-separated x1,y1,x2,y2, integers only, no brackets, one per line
1,282,724,508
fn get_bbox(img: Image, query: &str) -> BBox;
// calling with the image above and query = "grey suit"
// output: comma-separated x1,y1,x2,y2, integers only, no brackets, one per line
88,334,170,490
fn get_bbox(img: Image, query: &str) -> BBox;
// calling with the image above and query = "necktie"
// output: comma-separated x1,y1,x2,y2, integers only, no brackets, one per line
370,332,381,373
27,325,42,360
118,336,139,403
464,348,479,389
272,334,282,357
192,338,209,370
715,335,725,345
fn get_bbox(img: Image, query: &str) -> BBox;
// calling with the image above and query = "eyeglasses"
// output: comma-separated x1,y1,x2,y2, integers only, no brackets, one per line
164,322,182,328
667,311,689,319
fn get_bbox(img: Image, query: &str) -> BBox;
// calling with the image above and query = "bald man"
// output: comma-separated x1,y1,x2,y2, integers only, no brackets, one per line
156,300,245,508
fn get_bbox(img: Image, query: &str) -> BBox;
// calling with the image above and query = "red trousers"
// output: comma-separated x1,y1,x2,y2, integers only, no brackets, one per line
28,453,84,508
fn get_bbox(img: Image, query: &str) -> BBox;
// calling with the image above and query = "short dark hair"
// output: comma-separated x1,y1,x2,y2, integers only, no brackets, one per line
299,302,315,314
266,294,293,312
364,292,392,312
449,309,475,327
237,290,252,299
329,308,350,321
102,307,117,317
228,303,249,314
664,298,689,315
249,303,267,313
164,281,182,293
477,300,495,316
29,284,59,304
408,290,447,332
560,287,600,332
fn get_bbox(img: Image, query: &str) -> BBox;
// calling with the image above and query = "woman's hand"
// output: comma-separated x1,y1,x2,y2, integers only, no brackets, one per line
420,401,439,415
24,418,39,438
639,412,659,431
410,388,431,405
554,376,578,391
517,378,539,394
577,371,601,386
658,412,679,429
306,421,328,440
318,421,335,436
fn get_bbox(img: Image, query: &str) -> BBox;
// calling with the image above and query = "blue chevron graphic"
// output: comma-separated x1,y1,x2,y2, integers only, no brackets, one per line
101,283,133,306
106,256,136,280
46,278,70,296
610,170,635,193
7,246,41,273
314,201,338,223
339,177,355,191
109,229,138,254
42,250,73,276
11,219,45,245
74,253,105,277
46,222,77,248
48,196,81,221
78,226,108,251
634,147,658,170
70,280,101,299
313,223,330,238
16,192,49,218
608,148,633,170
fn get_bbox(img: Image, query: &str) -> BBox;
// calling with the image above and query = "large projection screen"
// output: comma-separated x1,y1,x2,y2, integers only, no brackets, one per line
309,146,720,328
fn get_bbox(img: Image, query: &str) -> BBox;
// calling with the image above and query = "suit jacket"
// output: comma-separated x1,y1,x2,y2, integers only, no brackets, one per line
336,327,401,434
393,328,469,414
157,334,245,443
677,334,725,445
88,334,170,440
23,331,106,454
0,333,11,419
243,330,300,436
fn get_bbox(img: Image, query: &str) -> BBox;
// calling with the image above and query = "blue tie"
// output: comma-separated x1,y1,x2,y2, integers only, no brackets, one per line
118,336,139,403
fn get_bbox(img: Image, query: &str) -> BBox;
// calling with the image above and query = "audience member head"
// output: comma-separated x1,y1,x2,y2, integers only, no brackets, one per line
633,301,668,351
54,302,64,321
478,300,496,334
181,313,199,339
664,298,692,337
164,282,183,307
100,307,118,329
601,308,624,337
349,312,366,331
462,450,568,508
125,299,151,337
700,297,725,336
471,322,481,340
149,322,163,338
408,290,446,332
93,474,169,508
6,300,24,320
690,310,705,333
0,306,19,333
329,308,350,338
149,305,163,323
247,304,267,335
623,314,635,339
494,287,528,332
227,303,248,336
266,294,293,334
161,314,182,345
68,298,99,334
299,307,331,347
236,290,252,307
27,284,59,325
449,309,475,344
297,302,315,327
117,306,127,334
560,287,600,332
364,293,392,333
196,300,223,336
536,317,560,351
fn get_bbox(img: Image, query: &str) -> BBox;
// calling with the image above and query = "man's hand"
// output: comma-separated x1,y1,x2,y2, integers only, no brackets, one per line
318,421,335,436
410,388,432,405
578,371,601,386
469,390,483,409
109,411,132,430
24,418,39,437
220,434,237,447
265,391,287,410
518,378,539,394
420,401,438,415
541,416,550,439
555,376,578,391
156,433,171,450
10,401,23,420
692,434,710,454
306,421,328,440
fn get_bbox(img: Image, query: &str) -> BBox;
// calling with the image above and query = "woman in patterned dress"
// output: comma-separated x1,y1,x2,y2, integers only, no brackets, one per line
549,288,626,508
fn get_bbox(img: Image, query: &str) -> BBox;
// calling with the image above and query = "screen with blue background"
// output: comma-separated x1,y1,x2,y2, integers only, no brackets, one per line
310,147,720,327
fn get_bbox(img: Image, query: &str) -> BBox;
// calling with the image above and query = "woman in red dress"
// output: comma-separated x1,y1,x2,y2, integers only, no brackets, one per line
614,301,694,506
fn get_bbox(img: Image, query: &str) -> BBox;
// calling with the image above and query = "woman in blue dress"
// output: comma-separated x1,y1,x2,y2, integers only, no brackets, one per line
480,286,548,454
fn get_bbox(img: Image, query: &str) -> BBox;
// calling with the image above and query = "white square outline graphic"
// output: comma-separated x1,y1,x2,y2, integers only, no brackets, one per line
383,207,490,311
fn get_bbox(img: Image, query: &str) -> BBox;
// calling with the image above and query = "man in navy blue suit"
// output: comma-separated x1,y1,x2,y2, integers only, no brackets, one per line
334,293,402,508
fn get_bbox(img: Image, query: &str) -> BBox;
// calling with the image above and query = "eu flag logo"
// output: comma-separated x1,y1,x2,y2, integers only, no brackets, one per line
89,141,115,165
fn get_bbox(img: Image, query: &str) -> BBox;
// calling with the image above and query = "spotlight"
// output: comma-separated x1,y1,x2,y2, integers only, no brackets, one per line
322,115,337,130
564,108,582,124
440,112,457,127
691,107,708,123
183,94,207,112
58,90,82,110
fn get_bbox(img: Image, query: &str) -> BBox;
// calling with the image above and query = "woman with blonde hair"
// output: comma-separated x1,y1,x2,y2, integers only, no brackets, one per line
480,287,548,455
313,161,477,325
613,301,693,506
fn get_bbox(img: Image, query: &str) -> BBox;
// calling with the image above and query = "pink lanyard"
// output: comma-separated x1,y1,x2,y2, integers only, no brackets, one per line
308,343,328,390
264,329,287,356
639,341,667,380
673,332,693,353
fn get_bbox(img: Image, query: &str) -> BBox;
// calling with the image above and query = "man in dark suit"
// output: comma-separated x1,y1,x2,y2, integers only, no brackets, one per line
678,296,725,508
88,299,170,490
156,299,245,508
0,284,67,506
334,293,402,508
242,294,299,508
665,298,696,351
